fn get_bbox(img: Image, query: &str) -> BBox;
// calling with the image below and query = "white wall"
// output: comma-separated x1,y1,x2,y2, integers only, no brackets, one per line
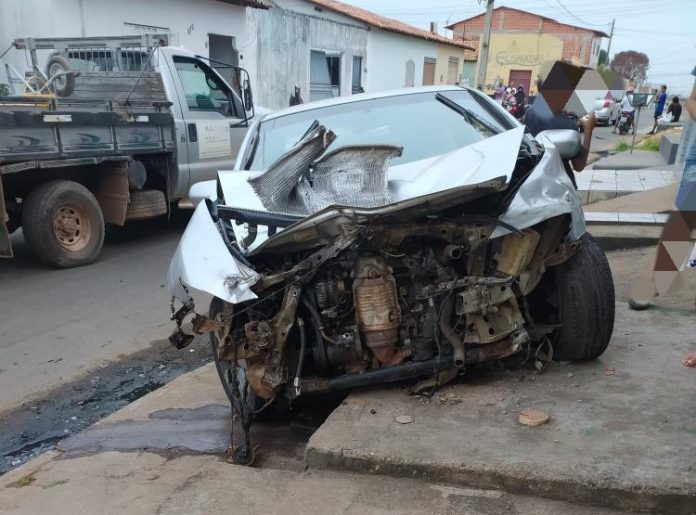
365,30,438,92
0,0,254,90
249,0,368,110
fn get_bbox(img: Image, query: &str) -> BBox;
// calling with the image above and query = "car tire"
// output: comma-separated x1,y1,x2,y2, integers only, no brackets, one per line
548,233,615,361
22,180,105,268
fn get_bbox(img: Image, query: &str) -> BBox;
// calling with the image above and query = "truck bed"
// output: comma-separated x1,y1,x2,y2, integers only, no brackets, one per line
0,72,175,171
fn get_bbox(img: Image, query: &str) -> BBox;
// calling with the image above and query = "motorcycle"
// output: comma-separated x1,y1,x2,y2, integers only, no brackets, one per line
167,116,615,465
503,98,526,120
617,111,634,135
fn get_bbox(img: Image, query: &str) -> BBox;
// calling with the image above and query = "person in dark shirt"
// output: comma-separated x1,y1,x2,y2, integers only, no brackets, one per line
648,84,667,134
667,96,682,122
514,85,526,106
523,61,597,182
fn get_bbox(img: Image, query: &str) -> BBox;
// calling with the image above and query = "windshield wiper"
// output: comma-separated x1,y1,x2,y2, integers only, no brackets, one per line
435,93,499,135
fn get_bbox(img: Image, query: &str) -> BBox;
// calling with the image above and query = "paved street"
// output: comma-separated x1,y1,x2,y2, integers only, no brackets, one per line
0,216,191,411
589,108,654,155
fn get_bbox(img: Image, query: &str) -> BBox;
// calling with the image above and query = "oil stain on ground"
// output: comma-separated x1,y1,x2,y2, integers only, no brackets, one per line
0,336,210,474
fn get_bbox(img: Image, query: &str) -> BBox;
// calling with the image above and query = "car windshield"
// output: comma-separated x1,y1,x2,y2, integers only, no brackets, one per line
245,90,512,170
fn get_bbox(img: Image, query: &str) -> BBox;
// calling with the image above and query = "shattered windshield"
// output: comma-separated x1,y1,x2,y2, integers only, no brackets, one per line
246,90,511,170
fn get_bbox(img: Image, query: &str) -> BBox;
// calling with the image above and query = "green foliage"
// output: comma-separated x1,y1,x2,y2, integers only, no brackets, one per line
615,141,630,152
598,49,608,67
0,83,10,96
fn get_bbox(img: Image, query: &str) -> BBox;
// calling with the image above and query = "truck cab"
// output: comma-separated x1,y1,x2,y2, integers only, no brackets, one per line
0,35,260,267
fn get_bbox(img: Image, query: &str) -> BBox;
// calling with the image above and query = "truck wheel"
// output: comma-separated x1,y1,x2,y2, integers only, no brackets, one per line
530,233,615,361
125,190,168,221
45,55,75,97
22,180,104,268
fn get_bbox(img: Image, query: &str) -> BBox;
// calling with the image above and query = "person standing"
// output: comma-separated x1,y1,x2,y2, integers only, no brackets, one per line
629,67,696,368
648,84,668,134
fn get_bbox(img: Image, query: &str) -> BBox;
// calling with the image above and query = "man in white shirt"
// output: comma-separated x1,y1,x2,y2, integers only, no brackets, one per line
612,87,635,134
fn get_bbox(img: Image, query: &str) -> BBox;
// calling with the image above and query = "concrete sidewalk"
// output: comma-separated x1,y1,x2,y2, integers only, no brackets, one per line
0,366,624,515
306,302,696,514
591,149,667,170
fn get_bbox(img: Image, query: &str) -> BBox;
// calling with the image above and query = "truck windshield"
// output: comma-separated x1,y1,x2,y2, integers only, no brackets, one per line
247,90,511,170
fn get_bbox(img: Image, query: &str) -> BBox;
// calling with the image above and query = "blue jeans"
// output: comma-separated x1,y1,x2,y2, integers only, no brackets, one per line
676,120,696,211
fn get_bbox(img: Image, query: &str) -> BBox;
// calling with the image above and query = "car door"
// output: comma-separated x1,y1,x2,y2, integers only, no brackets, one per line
169,55,248,189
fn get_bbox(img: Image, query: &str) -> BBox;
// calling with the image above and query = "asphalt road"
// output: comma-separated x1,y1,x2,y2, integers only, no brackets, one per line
590,108,655,155
0,215,191,411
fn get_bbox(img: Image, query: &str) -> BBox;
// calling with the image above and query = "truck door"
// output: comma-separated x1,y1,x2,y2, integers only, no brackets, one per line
169,56,248,189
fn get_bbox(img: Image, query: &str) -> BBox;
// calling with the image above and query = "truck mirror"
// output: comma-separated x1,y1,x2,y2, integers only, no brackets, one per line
243,79,253,113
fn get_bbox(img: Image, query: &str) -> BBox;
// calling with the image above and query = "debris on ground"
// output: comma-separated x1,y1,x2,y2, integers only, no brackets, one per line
604,364,616,376
518,409,550,427
395,415,414,424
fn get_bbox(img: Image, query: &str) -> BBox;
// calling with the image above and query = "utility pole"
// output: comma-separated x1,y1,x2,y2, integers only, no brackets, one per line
605,18,615,64
476,0,495,92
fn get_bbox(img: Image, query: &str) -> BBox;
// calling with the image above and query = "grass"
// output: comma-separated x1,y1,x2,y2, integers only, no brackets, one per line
615,141,630,152
637,137,661,152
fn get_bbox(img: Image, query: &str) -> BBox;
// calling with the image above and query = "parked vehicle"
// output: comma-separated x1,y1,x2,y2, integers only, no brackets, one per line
167,86,615,464
0,35,257,267
617,111,634,135
503,98,526,120
593,96,620,125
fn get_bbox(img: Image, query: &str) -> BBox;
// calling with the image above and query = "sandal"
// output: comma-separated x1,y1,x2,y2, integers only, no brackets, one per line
682,352,696,368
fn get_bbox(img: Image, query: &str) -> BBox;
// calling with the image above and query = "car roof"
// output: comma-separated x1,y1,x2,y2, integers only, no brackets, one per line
261,85,470,122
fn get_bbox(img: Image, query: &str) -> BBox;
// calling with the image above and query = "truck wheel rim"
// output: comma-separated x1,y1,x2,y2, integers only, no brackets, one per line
53,204,91,251
49,63,66,89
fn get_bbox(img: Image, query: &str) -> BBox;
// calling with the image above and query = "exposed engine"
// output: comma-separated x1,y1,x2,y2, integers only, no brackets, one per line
225,220,540,402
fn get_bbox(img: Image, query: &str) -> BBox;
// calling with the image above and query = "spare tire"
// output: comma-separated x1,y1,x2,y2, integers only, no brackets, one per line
45,55,76,97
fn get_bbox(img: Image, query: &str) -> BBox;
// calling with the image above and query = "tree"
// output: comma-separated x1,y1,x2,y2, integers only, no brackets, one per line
598,49,608,67
610,51,649,82
0,83,10,97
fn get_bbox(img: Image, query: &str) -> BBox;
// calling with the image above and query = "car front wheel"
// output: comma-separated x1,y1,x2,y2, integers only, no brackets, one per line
530,233,615,361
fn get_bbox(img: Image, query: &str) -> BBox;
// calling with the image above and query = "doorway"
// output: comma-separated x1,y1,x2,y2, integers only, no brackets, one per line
208,34,239,92
508,69,532,96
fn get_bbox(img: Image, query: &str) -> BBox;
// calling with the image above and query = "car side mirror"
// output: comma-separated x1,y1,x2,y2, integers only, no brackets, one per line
536,129,582,160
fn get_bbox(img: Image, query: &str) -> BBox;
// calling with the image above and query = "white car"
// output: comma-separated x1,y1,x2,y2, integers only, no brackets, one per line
593,96,621,125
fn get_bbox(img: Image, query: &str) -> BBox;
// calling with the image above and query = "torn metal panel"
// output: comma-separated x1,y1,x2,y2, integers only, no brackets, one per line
493,148,586,240
167,202,259,305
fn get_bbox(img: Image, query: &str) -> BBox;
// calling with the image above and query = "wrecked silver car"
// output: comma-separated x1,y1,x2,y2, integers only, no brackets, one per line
167,86,615,464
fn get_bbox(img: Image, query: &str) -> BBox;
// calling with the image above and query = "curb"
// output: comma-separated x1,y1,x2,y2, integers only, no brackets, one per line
304,446,693,514
588,224,661,250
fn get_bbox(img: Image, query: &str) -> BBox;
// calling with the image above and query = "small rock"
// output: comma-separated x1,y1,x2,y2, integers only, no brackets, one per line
518,409,550,427
553,439,559,444
502,410,508,415
577,399,583,403
572,383,579,388
146,474,160,481
567,372,574,378
395,415,414,424
369,408,377,415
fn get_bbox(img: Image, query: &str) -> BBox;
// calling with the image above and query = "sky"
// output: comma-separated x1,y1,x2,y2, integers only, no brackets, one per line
345,0,696,95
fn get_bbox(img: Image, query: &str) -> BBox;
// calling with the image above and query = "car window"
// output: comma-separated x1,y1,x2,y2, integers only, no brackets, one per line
248,90,505,170
173,56,233,116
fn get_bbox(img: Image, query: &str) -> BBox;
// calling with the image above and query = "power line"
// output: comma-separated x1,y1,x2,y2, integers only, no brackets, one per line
552,0,608,26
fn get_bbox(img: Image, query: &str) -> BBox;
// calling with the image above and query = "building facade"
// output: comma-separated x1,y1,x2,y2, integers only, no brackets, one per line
1,0,477,110
0,0,268,94
250,0,477,110
447,6,607,95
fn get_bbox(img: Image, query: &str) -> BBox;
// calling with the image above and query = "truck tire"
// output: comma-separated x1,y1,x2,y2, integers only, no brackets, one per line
549,233,615,361
22,180,104,268
45,55,75,97
125,190,168,221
